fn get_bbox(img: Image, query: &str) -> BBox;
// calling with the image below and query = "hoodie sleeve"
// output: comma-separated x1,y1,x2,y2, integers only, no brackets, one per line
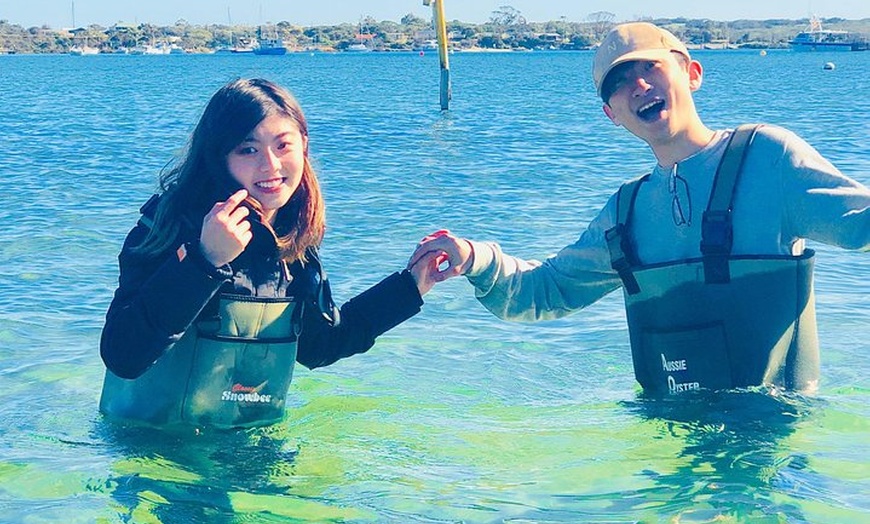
295,256,423,369
769,126,870,251
464,194,623,322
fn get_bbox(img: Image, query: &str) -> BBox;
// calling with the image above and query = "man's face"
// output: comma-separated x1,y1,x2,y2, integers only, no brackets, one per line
601,53,701,145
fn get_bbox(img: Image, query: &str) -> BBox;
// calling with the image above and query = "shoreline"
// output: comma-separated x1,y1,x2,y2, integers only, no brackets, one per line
2,16,868,55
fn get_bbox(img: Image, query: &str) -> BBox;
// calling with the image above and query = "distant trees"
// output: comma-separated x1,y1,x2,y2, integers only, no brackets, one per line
489,6,527,28
400,13,428,28
588,11,615,40
0,14,865,54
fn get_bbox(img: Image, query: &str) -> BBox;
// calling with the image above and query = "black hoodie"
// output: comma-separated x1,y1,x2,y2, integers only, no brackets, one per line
100,196,423,379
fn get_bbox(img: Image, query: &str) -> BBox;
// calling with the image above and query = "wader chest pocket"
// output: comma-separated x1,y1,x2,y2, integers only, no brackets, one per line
179,297,301,427
181,333,298,427
642,322,733,394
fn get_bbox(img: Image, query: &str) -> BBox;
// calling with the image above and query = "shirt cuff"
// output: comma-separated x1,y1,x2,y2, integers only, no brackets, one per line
183,241,233,280
465,240,496,278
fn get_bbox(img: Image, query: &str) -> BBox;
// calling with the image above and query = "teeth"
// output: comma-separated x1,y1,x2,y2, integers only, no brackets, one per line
255,179,282,189
638,100,662,113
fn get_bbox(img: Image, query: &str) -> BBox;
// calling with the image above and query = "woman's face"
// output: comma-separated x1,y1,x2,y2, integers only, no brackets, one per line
226,114,307,223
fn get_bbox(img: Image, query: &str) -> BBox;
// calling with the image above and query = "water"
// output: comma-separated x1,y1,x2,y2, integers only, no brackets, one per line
0,49,868,523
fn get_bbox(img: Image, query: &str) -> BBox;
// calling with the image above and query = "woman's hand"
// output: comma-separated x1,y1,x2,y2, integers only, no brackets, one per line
408,251,444,296
407,229,474,295
199,189,253,267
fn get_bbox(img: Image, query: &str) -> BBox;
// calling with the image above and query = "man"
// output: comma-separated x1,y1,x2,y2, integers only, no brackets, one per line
410,22,870,395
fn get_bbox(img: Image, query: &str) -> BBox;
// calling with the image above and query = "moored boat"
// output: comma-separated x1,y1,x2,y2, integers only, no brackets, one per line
253,26,287,55
253,40,287,55
345,43,371,52
790,17,869,52
69,45,99,56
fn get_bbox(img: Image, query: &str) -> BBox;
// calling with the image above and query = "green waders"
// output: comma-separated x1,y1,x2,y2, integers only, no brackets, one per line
606,125,820,395
100,294,301,428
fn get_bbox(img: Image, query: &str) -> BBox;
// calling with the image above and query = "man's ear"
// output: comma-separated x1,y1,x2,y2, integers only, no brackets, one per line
688,60,703,92
602,103,621,126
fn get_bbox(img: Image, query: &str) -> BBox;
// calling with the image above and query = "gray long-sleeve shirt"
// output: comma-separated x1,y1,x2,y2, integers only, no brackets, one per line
465,125,870,321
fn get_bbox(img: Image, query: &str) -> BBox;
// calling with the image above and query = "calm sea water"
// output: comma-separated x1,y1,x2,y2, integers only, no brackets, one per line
1,49,868,523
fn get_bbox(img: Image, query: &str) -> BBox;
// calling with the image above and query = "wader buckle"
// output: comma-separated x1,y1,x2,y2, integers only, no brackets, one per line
606,225,641,295
701,210,733,283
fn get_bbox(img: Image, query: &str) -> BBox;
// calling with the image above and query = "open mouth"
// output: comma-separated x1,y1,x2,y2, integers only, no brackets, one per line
254,178,285,190
637,99,666,122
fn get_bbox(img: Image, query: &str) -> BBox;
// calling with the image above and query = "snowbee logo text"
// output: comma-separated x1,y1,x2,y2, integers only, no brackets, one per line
221,383,272,404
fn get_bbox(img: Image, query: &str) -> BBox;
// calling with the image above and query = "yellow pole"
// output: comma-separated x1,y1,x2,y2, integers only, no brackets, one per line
425,0,451,110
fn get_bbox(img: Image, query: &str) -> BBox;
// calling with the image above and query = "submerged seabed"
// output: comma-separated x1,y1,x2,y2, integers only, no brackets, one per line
0,50,868,523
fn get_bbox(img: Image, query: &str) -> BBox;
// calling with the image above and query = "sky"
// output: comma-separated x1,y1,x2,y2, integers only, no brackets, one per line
3,0,869,29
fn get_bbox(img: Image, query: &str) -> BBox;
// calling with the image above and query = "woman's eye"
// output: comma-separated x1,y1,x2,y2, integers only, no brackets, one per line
237,146,256,155
277,140,297,152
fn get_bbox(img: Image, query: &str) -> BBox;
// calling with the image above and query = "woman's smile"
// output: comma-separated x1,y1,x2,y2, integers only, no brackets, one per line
254,177,287,193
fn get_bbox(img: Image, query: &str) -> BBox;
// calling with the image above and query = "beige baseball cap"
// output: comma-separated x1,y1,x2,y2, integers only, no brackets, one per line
592,22,690,98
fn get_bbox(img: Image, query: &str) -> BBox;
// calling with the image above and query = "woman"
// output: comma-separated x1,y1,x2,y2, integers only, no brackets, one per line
100,78,437,428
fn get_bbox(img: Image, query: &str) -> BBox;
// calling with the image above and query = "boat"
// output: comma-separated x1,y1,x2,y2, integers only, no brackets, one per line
345,19,374,52
129,43,169,55
214,37,254,54
253,26,287,55
415,39,438,51
69,31,99,55
69,45,99,56
214,41,254,54
67,2,98,55
215,8,256,54
790,16,869,52
345,43,371,52
253,40,286,55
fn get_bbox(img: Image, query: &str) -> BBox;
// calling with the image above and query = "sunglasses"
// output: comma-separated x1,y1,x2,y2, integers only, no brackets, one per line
669,172,692,226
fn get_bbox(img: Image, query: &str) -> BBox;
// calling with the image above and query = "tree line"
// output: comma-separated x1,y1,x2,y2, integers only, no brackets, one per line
1,8,867,54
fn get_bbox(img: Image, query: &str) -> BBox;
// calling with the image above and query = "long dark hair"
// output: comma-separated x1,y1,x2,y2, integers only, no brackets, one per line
133,78,325,263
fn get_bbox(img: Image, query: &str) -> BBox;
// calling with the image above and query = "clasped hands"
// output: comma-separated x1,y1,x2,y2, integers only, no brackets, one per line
406,229,474,296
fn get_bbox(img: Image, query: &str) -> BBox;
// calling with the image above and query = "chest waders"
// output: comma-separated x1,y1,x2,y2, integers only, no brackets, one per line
605,125,820,395
100,294,302,428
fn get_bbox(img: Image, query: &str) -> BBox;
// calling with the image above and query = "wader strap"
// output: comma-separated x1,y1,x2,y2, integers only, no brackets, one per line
701,124,761,284
291,297,304,337
605,175,649,295
137,194,160,229
307,246,339,326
